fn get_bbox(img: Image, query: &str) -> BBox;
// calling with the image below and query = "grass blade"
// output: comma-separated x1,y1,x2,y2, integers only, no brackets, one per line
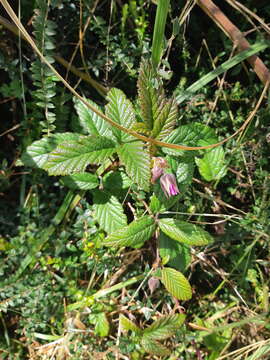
175,41,269,104
151,0,170,69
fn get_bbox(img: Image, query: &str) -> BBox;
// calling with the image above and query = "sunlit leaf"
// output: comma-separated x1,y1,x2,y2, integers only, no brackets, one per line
176,161,194,186
117,141,151,191
103,216,156,248
143,314,186,341
21,132,80,168
119,314,142,335
93,191,127,234
162,123,216,157
43,136,116,175
195,146,227,181
141,338,170,356
158,218,213,246
151,97,178,140
137,60,159,131
89,312,110,337
159,232,191,272
161,267,192,300
74,97,110,136
137,60,177,139
105,87,135,142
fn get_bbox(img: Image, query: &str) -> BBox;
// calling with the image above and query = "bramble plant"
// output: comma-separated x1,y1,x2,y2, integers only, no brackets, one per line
21,58,222,304
2,0,270,358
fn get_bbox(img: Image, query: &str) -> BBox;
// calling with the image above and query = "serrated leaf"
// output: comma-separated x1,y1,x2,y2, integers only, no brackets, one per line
103,216,156,248
117,141,150,191
137,60,177,139
195,146,227,181
162,123,217,157
74,97,110,136
93,191,127,234
176,161,194,186
105,88,135,142
61,173,99,190
43,136,116,175
143,314,186,341
141,338,170,357
137,60,161,131
162,125,197,157
131,122,151,136
152,97,178,140
119,314,142,335
158,218,213,246
161,267,192,300
21,133,81,168
159,232,191,272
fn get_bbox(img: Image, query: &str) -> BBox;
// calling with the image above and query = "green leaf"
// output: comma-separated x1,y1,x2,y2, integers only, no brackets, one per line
158,218,213,246
43,136,116,175
162,123,216,157
89,312,110,337
159,232,191,272
105,87,135,142
119,314,142,335
195,146,227,181
176,161,195,192
74,97,110,136
21,132,80,168
93,191,127,234
149,194,162,214
152,97,178,140
61,173,99,190
141,338,170,357
143,314,186,341
117,141,151,191
137,60,159,131
137,60,177,139
176,161,194,186
103,216,156,248
161,267,192,300
162,124,198,155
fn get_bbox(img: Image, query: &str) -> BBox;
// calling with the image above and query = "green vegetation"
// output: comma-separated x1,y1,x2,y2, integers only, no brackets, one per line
0,0,270,359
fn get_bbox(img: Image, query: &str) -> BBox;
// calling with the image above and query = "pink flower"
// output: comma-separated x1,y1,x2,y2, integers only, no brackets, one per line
151,157,168,183
160,173,180,199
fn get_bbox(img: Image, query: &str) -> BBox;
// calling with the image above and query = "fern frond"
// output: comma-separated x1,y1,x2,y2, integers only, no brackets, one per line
30,0,57,135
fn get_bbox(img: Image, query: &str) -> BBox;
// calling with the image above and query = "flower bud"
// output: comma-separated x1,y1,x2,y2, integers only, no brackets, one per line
151,157,168,183
160,173,180,198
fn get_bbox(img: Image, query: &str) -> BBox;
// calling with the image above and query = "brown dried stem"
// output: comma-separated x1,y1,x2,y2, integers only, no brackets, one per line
197,0,270,86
